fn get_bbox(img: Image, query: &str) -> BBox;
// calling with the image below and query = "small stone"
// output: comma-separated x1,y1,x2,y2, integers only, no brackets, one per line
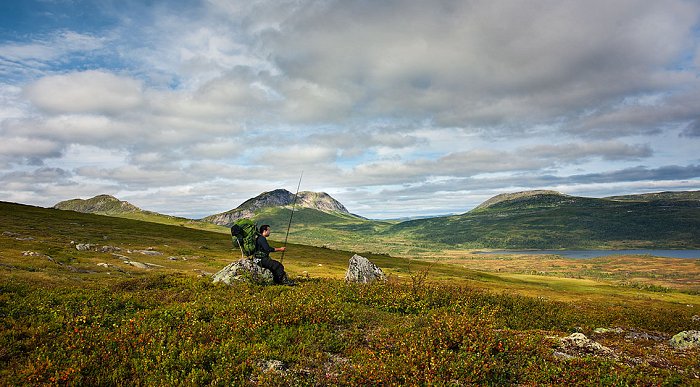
76,243,96,251
124,261,149,269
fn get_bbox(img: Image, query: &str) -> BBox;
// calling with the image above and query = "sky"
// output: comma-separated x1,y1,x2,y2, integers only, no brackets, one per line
1,0,699,219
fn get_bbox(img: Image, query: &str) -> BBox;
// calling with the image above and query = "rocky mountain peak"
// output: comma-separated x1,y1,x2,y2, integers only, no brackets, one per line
203,189,350,226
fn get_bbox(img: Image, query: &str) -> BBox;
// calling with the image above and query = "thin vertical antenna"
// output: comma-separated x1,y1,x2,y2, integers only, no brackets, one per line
281,171,303,262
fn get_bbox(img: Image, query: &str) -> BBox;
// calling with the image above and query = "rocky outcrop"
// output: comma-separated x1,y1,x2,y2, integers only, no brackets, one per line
212,259,274,286
669,331,700,349
555,333,615,359
345,254,386,283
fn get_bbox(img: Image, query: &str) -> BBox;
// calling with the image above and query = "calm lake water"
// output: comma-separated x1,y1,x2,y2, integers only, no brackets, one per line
475,250,700,259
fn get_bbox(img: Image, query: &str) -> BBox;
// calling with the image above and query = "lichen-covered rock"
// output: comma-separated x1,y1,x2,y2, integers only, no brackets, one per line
76,243,96,251
212,259,274,286
345,254,386,283
558,333,614,358
669,330,700,349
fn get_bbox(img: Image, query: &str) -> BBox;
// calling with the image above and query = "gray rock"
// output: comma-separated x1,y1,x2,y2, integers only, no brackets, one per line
669,330,700,349
594,327,624,334
558,333,614,357
99,245,121,253
76,243,96,251
212,258,274,286
345,254,386,283
123,261,150,269
133,249,163,256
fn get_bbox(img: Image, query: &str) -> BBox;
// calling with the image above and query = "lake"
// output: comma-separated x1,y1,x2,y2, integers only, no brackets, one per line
475,249,700,259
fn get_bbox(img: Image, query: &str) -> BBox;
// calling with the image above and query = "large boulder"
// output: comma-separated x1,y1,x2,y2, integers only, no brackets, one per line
669,330,700,350
212,258,274,286
345,254,386,283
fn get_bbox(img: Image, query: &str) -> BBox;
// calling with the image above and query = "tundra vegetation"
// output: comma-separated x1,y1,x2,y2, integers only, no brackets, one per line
1,201,699,385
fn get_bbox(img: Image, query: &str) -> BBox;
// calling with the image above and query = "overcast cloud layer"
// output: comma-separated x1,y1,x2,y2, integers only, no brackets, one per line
1,0,699,218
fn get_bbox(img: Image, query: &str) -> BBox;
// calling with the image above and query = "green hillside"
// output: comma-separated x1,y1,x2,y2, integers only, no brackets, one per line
1,200,699,385
388,192,700,249
51,190,700,252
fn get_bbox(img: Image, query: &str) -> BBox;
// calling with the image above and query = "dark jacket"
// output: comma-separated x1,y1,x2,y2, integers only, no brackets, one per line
254,235,276,259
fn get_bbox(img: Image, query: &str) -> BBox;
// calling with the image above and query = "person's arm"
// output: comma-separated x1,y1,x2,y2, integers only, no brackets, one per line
258,236,286,252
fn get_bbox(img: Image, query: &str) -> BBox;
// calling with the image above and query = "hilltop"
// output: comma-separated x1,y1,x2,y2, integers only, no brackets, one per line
54,194,141,214
53,194,226,233
473,190,573,211
388,189,700,250
202,189,353,227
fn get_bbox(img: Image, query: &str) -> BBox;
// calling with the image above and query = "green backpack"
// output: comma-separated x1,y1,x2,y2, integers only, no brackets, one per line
230,218,259,257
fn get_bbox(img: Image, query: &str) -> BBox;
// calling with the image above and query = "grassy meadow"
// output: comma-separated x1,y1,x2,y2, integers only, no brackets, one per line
1,201,699,385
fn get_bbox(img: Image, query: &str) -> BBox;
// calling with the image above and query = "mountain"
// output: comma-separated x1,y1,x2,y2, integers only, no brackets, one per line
605,191,700,202
53,194,225,233
473,190,574,211
54,194,141,214
387,189,700,249
202,189,351,227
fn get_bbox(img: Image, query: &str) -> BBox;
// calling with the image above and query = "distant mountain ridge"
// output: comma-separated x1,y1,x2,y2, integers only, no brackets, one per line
53,194,142,214
605,191,700,202
473,190,570,211
202,189,351,227
50,189,700,250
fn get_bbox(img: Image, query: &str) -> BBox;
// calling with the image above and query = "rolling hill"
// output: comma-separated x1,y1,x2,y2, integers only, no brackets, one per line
52,189,700,252
388,190,700,249
53,194,227,233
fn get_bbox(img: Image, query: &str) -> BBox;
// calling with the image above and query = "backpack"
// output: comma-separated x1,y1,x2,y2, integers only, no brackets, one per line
230,218,259,257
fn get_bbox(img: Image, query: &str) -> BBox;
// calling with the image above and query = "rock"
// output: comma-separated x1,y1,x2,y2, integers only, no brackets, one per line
76,243,96,251
669,330,700,350
99,245,121,253
124,261,150,269
345,254,386,283
594,327,624,334
692,315,700,322
133,249,163,256
258,359,287,373
22,251,43,257
97,263,112,268
212,259,274,286
558,333,614,358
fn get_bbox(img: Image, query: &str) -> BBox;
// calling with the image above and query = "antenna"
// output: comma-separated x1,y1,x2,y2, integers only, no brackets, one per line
281,171,303,263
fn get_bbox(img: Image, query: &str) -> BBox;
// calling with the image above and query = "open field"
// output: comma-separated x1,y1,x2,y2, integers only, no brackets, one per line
1,201,699,385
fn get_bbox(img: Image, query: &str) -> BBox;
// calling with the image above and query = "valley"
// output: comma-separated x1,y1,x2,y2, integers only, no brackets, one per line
2,190,699,384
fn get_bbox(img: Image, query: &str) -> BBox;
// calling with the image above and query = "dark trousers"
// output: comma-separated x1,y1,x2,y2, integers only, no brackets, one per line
257,256,286,283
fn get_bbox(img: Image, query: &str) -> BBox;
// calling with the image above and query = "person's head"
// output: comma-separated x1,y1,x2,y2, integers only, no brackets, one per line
259,224,271,237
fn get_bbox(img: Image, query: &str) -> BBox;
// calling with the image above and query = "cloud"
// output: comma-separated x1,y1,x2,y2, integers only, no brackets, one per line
1,0,699,218
0,137,62,163
24,70,143,114
263,0,699,130
681,119,700,138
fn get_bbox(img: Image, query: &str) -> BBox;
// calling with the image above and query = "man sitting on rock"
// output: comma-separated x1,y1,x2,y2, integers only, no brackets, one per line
254,225,294,285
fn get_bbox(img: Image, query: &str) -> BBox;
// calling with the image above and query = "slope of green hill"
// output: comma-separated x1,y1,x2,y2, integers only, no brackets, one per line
53,194,227,234
1,200,699,385
388,191,700,249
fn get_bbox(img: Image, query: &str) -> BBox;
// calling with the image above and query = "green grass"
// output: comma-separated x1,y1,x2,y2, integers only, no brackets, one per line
2,275,699,385
1,201,699,385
